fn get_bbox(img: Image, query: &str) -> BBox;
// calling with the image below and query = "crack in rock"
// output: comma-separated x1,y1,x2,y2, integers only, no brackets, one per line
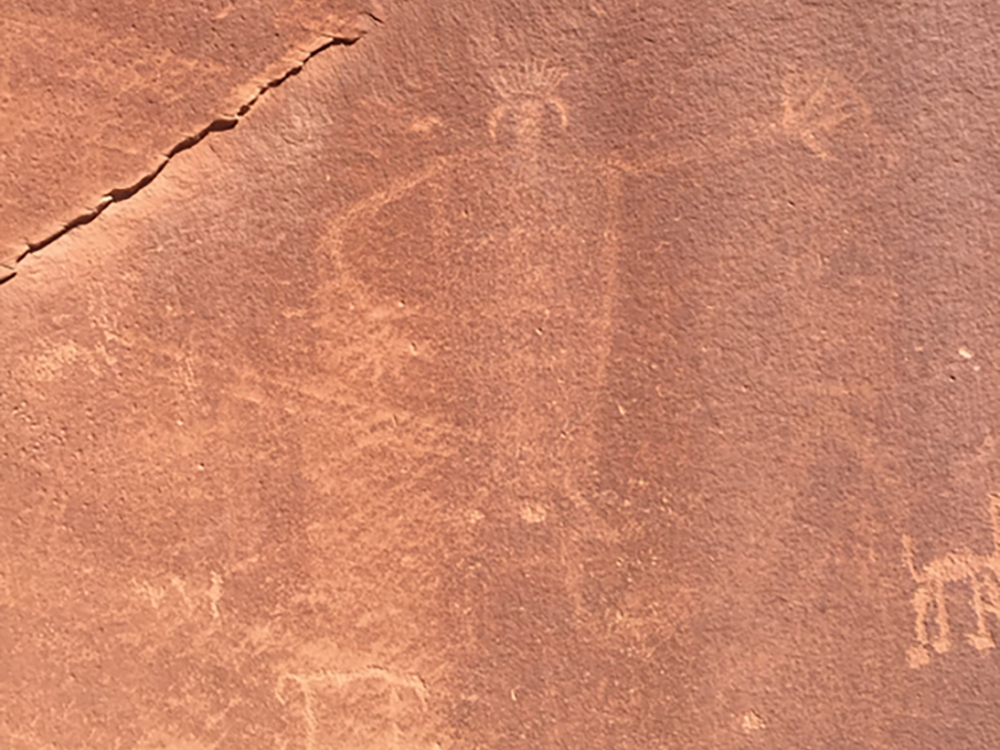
1,30,366,286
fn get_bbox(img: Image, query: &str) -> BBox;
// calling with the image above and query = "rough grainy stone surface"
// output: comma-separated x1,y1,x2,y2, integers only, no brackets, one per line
0,0,375,266
2,0,1000,748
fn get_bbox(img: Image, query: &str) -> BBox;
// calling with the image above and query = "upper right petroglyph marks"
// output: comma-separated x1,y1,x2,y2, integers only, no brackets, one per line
780,67,872,160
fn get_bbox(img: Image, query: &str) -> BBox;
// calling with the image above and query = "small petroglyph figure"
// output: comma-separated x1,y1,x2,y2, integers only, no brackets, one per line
903,494,1000,668
488,60,569,145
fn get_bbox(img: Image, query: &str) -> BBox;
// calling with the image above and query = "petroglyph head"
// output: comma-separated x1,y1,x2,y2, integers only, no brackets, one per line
488,61,569,143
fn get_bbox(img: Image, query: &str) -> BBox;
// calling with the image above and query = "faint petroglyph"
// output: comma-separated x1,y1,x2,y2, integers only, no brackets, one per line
276,667,437,750
518,503,547,524
132,571,225,621
0,563,10,606
85,280,130,370
903,493,1000,668
408,116,443,135
17,341,98,383
781,67,871,159
133,578,169,610
208,571,224,619
134,730,217,750
740,710,767,733
488,60,569,146
1,725,51,750
169,574,196,613
611,576,697,660
595,161,623,379
604,123,769,179
323,159,448,265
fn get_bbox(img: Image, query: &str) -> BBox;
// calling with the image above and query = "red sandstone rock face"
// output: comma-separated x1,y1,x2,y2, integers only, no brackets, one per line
2,1,1000,748
0,0,375,267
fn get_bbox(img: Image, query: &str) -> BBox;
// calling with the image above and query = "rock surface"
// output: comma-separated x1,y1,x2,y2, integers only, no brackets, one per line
1,1,999,748
0,0,375,266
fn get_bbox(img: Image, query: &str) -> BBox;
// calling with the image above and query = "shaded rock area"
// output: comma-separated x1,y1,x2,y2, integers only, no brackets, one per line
1,1,999,748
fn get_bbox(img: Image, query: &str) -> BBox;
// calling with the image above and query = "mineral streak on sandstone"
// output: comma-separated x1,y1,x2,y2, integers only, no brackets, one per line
2,0,1000,748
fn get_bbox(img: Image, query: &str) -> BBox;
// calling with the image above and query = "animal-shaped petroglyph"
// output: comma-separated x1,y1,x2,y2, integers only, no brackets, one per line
131,570,225,621
903,494,1000,668
276,666,436,750
488,60,569,145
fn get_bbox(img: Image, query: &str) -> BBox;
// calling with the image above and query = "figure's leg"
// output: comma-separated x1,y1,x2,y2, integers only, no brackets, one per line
907,585,934,668
983,570,1000,613
967,575,997,651
981,570,1000,642
931,579,952,654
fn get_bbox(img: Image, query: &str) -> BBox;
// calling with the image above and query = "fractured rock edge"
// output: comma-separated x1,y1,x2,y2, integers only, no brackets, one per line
0,27,372,286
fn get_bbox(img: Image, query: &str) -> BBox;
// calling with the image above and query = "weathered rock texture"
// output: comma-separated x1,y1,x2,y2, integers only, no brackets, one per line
0,0,376,267
1,1,999,748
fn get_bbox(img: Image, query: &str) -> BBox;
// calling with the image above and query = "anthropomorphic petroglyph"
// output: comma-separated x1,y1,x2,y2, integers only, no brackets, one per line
903,493,1000,668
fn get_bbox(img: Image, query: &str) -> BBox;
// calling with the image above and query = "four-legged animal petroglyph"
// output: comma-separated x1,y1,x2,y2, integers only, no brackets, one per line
903,494,1000,668
276,666,435,750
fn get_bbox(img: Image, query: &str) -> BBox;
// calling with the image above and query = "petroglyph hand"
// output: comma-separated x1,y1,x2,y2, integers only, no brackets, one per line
781,67,871,160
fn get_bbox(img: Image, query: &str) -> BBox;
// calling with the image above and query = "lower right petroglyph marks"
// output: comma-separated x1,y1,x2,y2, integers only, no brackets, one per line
276,667,440,750
904,494,1000,668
